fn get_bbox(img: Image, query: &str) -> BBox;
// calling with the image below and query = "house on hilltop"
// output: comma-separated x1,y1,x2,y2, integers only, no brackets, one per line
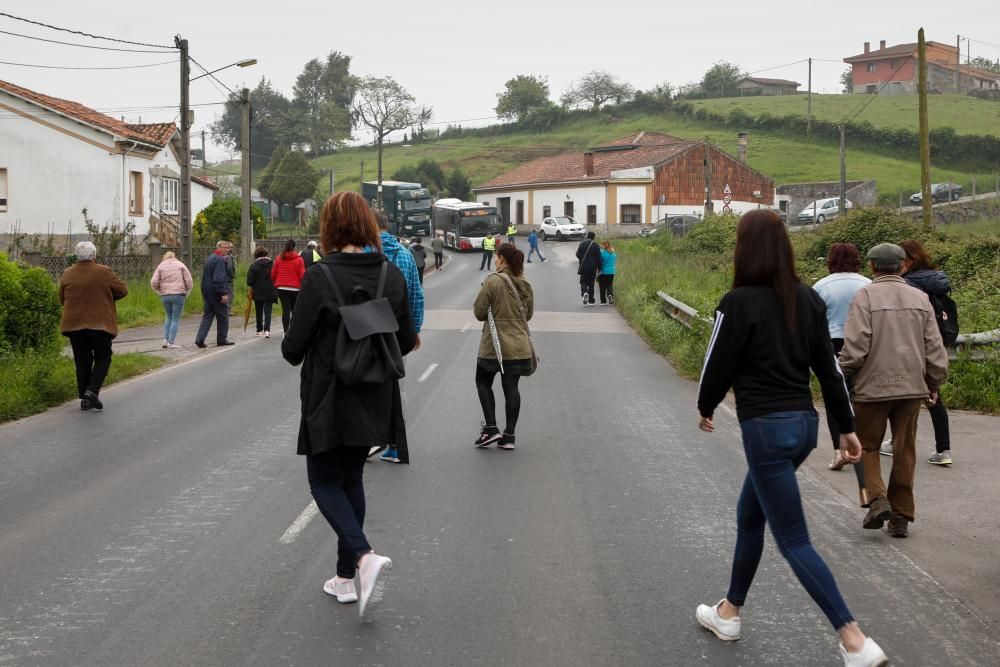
734,77,801,96
0,79,217,247
845,39,1000,95
473,131,775,226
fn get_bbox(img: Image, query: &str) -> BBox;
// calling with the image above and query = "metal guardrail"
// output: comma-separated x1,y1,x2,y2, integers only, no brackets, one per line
656,291,998,358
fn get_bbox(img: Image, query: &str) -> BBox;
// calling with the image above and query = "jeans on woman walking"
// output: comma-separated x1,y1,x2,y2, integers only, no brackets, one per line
160,294,185,343
727,410,855,630
307,448,372,579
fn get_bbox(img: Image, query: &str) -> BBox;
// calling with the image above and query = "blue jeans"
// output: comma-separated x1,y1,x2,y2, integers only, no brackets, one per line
527,245,545,261
726,410,855,630
161,294,185,343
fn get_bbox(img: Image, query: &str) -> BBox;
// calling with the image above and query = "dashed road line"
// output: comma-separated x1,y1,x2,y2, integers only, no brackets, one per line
418,363,439,383
279,501,319,544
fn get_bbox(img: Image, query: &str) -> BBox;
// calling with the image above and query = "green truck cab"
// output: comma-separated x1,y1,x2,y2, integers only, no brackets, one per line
361,180,433,237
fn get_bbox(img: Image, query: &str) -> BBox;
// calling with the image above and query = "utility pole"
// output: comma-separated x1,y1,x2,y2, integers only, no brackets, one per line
175,35,192,268
360,161,365,191
839,124,847,215
918,28,933,229
200,130,206,167
329,169,334,197
702,140,713,218
956,35,961,94
807,57,813,137
240,88,252,260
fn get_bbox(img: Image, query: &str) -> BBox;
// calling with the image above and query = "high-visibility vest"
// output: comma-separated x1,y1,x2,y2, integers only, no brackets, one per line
482,236,496,251
507,225,517,236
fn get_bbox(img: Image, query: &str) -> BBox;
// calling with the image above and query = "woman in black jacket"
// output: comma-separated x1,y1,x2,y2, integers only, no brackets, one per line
695,211,887,667
245,246,276,337
282,191,417,623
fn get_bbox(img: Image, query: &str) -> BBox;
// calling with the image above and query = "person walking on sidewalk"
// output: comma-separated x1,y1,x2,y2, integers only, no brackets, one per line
472,243,534,451
480,232,496,271
59,241,129,411
246,246,277,338
150,250,192,349
194,240,235,348
300,240,322,269
598,240,616,305
409,237,427,284
372,212,424,463
840,243,949,539
897,239,955,466
695,211,888,667
812,243,870,471
576,232,601,306
271,239,306,334
506,222,517,244
526,229,546,263
282,191,417,622
431,234,445,270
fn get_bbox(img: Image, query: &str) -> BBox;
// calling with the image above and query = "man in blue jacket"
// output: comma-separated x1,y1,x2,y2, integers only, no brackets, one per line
194,240,235,347
527,229,546,263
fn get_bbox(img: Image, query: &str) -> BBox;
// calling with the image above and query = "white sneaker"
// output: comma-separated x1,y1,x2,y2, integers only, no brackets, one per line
162,339,169,348
879,440,893,456
695,600,741,641
358,553,392,622
323,576,358,603
840,637,888,667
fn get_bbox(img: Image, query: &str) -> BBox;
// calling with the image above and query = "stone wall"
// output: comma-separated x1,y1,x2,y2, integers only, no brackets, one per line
776,180,879,218
902,195,1000,226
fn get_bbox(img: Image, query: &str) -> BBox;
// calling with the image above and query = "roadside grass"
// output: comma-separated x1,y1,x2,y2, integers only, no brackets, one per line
0,349,164,423
307,111,996,204
690,94,1000,138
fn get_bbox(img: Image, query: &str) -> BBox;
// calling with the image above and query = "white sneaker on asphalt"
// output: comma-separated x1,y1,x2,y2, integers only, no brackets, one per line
879,440,893,456
840,637,888,667
695,600,741,641
358,553,392,622
323,577,358,603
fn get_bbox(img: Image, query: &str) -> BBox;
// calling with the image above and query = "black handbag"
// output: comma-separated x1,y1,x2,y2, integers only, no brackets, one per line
317,260,405,386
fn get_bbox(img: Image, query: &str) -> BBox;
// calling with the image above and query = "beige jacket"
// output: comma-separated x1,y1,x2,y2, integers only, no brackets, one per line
840,275,949,402
151,257,193,296
473,270,534,360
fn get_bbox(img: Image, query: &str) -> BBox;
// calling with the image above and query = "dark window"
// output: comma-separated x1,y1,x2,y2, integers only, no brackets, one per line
542,205,551,218
866,63,877,73
516,200,524,224
564,201,574,218
620,204,641,224
587,204,597,225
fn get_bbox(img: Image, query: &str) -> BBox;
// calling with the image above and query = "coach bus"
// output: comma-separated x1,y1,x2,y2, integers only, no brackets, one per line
431,199,503,250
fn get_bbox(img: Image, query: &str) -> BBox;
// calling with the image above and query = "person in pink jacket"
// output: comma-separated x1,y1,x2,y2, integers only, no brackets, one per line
151,251,193,349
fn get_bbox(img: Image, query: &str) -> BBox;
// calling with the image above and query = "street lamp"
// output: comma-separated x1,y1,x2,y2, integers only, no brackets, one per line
175,35,256,268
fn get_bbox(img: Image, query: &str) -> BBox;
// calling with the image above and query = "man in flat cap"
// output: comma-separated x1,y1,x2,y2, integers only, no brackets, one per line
840,243,949,537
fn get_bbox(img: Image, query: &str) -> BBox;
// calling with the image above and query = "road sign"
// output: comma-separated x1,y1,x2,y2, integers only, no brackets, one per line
722,184,732,205
723,205,732,213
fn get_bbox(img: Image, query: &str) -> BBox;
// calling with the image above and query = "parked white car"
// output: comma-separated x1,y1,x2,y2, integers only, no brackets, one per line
795,197,853,225
538,216,585,241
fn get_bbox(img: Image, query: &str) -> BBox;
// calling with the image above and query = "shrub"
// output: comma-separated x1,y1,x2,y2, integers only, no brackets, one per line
678,214,739,255
806,208,930,259
193,199,266,244
0,254,61,353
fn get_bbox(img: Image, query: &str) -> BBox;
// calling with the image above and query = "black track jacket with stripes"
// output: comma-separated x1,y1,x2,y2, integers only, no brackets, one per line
697,283,855,434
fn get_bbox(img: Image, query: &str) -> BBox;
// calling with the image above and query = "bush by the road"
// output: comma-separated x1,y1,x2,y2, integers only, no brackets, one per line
615,213,1000,412
0,253,62,354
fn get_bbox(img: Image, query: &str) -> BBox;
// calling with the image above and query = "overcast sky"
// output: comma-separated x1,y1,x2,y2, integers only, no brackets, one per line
3,1,998,161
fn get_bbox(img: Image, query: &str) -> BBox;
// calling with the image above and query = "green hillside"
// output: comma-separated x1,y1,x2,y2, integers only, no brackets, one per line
689,94,1000,137
308,110,997,204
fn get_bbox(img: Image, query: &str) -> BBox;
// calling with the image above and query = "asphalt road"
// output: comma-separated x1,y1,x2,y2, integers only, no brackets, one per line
1,241,997,666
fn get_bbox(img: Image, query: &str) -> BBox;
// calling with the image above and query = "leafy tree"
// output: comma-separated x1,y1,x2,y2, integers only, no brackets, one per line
211,77,294,169
701,61,746,98
969,56,1000,74
840,67,854,94
259,150,320,210
193,199,265,244
391,164,420,183
257,146,288,203
560,71,634,110
352,76,431,208
391,158,447,193
445,167,471,200
495,75,552,122
290,52,356,154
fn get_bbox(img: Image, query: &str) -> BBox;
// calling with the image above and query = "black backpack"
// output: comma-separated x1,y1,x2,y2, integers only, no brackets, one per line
928,291,960,347
317,260,405,386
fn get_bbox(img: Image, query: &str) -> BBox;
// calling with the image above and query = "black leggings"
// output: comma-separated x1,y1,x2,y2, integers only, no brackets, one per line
476,364,522,434
278,289,298,332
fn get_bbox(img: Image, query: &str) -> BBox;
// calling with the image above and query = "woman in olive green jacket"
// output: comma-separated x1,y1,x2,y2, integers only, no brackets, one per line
472,243,534,450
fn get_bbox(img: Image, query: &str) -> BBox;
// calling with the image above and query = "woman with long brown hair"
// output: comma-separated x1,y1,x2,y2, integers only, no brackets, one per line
695,210,887,666
282,191,417,622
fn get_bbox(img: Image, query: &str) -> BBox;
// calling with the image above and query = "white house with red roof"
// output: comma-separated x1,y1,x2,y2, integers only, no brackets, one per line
0,79,217,246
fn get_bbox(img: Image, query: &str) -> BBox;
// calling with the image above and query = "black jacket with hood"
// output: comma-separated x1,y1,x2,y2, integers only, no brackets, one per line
246,257,277,302
576,238,602,271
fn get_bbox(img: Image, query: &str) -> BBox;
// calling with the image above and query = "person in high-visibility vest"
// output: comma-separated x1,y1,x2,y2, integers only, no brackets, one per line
480,233,497,271
506,223,517,244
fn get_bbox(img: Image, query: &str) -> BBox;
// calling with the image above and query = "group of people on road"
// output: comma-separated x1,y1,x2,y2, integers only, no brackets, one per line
695,209,951,667
575,232,616,305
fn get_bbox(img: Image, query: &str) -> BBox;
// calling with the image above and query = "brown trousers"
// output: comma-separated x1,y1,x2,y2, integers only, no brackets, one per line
854,398,922,522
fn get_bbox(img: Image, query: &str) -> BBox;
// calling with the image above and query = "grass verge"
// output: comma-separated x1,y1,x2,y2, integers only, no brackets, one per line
0,349,165,423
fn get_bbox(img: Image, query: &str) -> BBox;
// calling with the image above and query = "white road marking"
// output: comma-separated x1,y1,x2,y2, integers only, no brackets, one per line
719,403,737,418
461,322,473,332
280,501,319,544
418,363,439,383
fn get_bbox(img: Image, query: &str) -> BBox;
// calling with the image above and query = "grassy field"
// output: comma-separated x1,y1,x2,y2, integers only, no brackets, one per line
689,94,1000,137
303,111,997,204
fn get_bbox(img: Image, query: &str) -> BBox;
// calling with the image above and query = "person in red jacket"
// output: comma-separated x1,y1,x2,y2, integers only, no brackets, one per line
271,238,306,333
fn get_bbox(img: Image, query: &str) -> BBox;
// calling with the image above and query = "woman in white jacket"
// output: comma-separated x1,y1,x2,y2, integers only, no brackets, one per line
150,251,193,348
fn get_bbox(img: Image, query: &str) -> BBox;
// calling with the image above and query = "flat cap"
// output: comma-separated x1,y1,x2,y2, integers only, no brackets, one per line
866,243,905,263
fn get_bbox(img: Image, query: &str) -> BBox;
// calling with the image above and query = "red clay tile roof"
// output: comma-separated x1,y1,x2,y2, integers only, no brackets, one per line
844,42,918,62
476,132,698,190
0,78,177,147
191,175,220,191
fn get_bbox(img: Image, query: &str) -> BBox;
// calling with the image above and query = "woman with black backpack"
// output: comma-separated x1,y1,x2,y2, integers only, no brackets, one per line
282,191,417,622
898,239,955,466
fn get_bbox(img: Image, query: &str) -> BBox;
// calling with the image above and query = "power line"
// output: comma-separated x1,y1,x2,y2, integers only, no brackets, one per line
188,55,238,98
966,37,1000,50
838,56,911,125
0,58,177,70
0,11,175,49
746,59,808,76
0,27,174,53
